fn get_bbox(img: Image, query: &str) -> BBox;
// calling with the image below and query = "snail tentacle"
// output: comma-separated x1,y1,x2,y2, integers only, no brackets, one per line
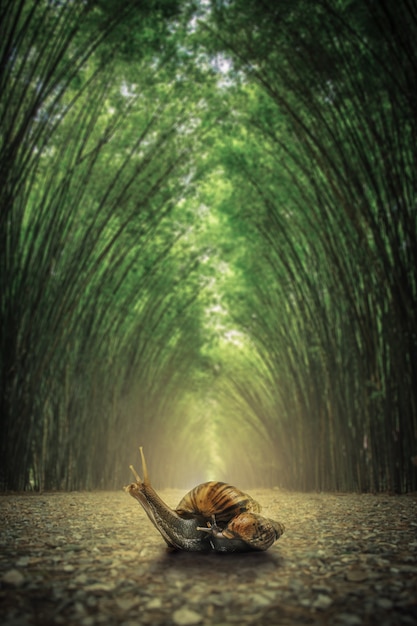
129,464,141,483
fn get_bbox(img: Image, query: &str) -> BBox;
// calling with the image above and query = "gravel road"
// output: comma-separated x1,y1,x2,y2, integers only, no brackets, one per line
1,488,416,625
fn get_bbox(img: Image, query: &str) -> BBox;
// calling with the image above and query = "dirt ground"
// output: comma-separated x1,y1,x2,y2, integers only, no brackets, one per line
1,488,416,625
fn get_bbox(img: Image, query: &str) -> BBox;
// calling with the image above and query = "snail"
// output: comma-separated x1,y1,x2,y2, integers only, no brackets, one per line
124,447,285,552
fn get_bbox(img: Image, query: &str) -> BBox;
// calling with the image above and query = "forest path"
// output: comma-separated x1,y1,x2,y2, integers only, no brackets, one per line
1,489,416,625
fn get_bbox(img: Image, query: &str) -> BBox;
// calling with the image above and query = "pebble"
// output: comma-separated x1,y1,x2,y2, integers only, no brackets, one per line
312,583,332,593
172,607,203,625
74,601,87,615
312,593,333,610
74,573,89,584
63,564,75,572
209,593,234,607
336,614,362,625
345,569,369,582
1,568,25,587
250,593,272,608
115,597,138,611
85,582,116,593
146,597,163,609
376,597,394,610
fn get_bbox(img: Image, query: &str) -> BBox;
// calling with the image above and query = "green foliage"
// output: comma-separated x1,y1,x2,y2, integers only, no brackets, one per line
1,0,416,493
202,0,417,491
0,0,216,490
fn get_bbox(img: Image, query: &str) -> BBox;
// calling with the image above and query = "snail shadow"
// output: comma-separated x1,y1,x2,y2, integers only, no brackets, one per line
153,547,285,577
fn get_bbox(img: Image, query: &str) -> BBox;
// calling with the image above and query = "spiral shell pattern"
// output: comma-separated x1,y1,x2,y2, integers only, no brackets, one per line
175,481,261,523
223,512,285,551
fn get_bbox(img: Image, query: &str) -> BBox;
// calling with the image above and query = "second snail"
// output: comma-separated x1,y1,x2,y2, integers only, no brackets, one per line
125,447,285,553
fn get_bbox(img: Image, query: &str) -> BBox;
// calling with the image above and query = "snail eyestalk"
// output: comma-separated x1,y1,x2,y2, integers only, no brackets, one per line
139,446,150,484
128,446,149,483
129,464,141,482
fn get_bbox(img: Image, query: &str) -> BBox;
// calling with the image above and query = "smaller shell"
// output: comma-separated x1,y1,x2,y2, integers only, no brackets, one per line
223,513,285,551
175,481,261,523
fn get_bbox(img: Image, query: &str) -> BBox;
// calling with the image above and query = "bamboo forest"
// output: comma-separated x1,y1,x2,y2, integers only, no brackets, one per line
1,0,416,494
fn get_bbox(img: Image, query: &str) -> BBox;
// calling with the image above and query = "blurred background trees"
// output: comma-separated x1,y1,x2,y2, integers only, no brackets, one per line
1,0,416,492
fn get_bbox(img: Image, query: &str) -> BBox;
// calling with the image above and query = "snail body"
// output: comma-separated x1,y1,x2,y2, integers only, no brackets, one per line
125,447,285,552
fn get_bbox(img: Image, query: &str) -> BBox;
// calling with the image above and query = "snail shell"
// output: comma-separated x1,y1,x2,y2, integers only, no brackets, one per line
176,481,261,522
200,512,285,552
125,447,285,552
